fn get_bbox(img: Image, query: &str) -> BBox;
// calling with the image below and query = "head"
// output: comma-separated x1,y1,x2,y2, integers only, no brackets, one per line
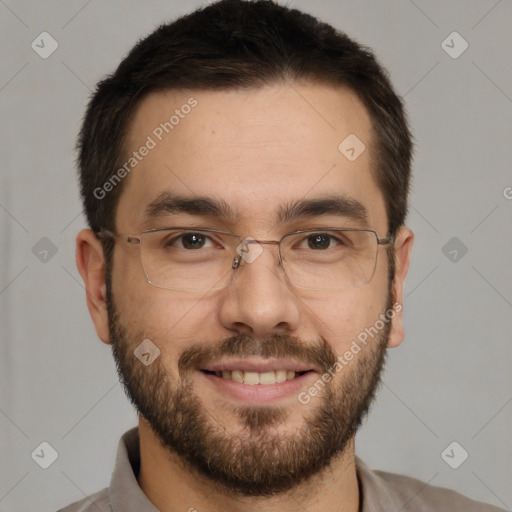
76,0,414,498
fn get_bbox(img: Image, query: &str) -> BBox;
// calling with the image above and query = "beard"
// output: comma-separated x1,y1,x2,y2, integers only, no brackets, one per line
108,291,392,497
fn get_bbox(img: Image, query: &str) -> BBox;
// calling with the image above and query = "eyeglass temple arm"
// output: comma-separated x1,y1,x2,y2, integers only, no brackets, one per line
96,229,117,240
378,236,395,246
97,229,142,246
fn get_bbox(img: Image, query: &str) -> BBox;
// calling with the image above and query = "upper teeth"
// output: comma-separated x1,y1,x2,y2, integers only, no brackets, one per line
215,370,297,385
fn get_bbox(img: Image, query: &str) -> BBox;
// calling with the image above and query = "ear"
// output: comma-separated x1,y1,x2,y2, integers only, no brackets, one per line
387,226,414,349
76,229,110,344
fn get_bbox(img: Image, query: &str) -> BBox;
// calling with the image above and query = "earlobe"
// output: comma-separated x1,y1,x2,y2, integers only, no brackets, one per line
387,226,414,349
75,229,111,344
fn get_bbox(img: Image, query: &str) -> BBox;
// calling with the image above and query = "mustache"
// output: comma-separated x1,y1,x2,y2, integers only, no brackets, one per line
178,333,337,375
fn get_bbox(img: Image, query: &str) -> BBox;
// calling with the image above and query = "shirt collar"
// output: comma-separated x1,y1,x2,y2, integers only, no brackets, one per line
109,427,158,511
355,456,396,512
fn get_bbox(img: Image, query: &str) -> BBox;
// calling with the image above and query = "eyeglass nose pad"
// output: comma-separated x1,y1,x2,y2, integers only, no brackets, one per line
231,244,283,271
232,256,242,270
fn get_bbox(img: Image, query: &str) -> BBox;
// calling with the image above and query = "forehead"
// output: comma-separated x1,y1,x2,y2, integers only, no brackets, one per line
116,83,386,233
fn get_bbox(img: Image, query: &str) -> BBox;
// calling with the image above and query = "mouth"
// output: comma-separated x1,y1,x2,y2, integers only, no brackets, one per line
201,369,312,385
197,358,319,403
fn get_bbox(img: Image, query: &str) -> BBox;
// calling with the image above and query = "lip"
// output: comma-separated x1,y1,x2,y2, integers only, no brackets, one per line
200,357,317,374
197,368,319,403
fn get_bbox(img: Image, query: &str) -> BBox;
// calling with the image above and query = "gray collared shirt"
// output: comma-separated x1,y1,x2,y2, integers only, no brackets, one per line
57,427,505,512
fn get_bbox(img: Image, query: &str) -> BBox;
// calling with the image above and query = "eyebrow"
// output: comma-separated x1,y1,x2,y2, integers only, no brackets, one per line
145,193,238,223
143,192,369,227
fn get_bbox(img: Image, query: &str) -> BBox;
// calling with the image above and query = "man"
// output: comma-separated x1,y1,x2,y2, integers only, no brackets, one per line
60,1,504,510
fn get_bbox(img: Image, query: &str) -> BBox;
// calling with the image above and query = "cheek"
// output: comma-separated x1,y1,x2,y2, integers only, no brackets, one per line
304,284,389,355
111,261,218,360
111,251,147,317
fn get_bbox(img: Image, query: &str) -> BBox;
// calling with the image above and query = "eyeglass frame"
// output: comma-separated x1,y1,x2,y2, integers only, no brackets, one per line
97,226,395,291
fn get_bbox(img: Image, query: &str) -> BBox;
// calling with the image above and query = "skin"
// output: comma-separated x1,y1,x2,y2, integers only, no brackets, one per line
76,82,414,512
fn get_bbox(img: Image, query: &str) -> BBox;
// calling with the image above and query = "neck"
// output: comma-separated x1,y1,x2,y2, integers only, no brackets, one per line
137,417,360,512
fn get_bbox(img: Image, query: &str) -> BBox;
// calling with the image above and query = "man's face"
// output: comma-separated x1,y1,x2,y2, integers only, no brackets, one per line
102,83,407,495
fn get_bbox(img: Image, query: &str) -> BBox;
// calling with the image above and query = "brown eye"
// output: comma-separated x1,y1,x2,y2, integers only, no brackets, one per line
306,233,336,250
180,233,207,249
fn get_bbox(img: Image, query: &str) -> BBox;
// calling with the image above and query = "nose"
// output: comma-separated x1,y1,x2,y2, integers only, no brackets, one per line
217,240,302,339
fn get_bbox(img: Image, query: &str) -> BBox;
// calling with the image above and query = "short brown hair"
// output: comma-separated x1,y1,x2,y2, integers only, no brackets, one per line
78,0,412,257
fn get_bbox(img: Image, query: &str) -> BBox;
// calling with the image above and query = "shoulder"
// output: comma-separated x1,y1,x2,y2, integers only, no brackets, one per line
356,458,506,512
375,469,505,511
57,487,111,512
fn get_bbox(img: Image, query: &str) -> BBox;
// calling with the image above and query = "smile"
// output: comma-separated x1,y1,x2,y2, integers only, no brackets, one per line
197,357,318,403
201,369,311,385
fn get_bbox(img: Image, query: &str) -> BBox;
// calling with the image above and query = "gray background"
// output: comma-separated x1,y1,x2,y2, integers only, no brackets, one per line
0,1,511,511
